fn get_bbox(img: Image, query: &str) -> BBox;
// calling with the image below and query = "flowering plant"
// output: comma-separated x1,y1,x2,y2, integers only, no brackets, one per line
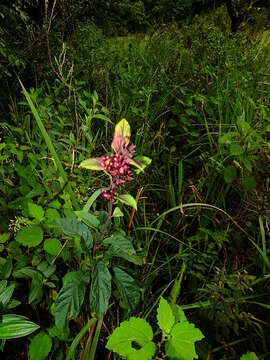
79,119,151,208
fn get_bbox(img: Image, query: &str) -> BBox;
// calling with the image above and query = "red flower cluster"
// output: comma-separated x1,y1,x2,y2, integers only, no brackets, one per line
101,144,136,201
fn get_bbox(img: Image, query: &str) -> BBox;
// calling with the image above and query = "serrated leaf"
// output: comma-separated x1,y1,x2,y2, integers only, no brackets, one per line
79,157,103,170
16,225,43,247
230,143,244,156
0,314,39,339
240,352,259,360
170,303,187,323
106,317,156,360
28,203,44,221
104,234,142,265
117,194,137,210
44,238,62,256
55,217,93,251
54,277,87,330
29,332,52,360
90,261,111,317
157,297,175,334
165,322,204,360
75,210,100,229
113,267,140,310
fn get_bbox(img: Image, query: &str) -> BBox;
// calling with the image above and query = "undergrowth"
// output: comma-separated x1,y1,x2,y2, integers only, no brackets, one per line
0,6,270,359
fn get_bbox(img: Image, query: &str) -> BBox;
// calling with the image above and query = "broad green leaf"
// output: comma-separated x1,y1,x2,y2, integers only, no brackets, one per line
224,166,237,184
0,283,15,308
13,267,37,279
54,277,87,330
230,143,244,156
90,261,111,317
131,156,152,174
165,322,204,360
29,273,43,305
219,132,238,145
55,217,93,251
240,352,259,360
1,257,13,280
28,203,44,221
170,303,187,323
113,267,140,310
79,157,103,170
111,119,131,151
16,225,43,247
104,234,142,265
237,118,250,135
0,233,10,244
0,314,39,339
44,238,62,256
157,297,175,334
106,317,156,360
117,194,137,210
75,210,100,229
45,208,60,223
29,332,52,360
62,271,89,286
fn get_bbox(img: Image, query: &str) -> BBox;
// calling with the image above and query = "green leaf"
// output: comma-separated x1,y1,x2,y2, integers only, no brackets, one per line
219,131,238,145
165,322,204,360
29,273,43,305
170,303,187,323
111,119,131,151
104,234,142,265
224,166,237,184
0,314,39,339
113,267,140,310
29,332,52,360
16,225,43,247
44,238,62,256
79,157,103,170
54,277,87,330
131,156,152,174
117,194,137,210
55,217,93,251
240,352,259,360
230,143,244,156
106,317,156,360
1,257,13,280
0,233,10,244
157,297,175,334
0,283,15,308
90,261,111,317
242,176,256,191
28,203,44,221
62,271,89,286
75,210,100,229
112,207,124,217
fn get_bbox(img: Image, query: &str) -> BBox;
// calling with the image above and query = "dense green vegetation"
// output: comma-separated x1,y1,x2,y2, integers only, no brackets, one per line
1,1,270,359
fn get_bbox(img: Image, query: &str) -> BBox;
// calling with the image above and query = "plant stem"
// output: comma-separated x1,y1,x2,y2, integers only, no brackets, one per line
87,316,103,360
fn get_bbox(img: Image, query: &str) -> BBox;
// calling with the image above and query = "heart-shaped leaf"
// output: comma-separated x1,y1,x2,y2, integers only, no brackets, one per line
106,317,156,360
